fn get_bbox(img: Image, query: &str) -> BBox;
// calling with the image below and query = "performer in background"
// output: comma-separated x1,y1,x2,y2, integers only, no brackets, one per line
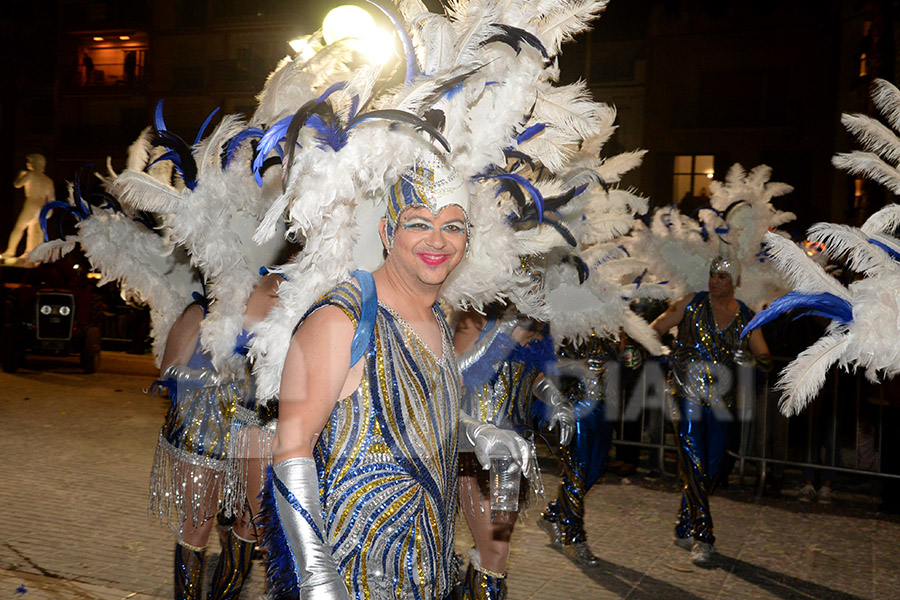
539,335,620,567
454,295,574,599
651,256,770,566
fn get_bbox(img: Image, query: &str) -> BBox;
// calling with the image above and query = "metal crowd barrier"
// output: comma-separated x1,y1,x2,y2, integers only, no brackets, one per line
596,356,900,498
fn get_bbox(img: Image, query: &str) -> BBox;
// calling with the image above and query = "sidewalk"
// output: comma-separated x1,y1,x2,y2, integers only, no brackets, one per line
2,353,898,599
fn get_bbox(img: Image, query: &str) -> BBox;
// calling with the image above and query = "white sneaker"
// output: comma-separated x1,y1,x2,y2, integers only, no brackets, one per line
817,485,833,504
798,483,816,502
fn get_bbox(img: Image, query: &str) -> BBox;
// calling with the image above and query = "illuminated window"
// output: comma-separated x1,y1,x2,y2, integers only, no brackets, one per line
673,155,714,203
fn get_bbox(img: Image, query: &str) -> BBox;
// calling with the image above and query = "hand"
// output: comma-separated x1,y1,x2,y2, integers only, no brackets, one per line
548,401,575,446
532,378,576,446
464,420,533,477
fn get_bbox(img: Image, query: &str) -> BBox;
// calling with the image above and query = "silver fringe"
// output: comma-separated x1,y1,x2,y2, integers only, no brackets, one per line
222,405,275,518
148,433,228,533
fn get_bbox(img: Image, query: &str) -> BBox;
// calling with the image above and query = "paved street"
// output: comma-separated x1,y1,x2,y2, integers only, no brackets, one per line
1,352,898,599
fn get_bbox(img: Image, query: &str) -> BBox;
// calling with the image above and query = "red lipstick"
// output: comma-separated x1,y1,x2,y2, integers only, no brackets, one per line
418,252,449,266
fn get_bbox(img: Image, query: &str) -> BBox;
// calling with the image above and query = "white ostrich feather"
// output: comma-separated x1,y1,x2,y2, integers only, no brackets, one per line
832,151,900,196
870,78,900,132
841,113,900,164
535,0,609,55
28,239,77,263
777,329,849,416
763,232,851,300
111,171,186,214
861,203,900,236
807,222,899,277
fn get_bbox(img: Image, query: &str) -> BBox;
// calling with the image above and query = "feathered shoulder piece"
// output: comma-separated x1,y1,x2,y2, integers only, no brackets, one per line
744,79,900,415
29,150,201,366
248,0,623,401
626,163,795,310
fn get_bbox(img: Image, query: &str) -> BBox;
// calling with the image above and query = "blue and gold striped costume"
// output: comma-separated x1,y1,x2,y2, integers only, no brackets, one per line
269,277,461,599
671,291,752,546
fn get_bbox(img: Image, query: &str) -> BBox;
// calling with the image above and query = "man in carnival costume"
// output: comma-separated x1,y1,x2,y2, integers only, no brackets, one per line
268,156,526,600
651,256,770,566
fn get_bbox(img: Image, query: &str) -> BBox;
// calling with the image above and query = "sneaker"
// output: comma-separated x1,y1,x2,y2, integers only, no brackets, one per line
817,485,833,504
798,483,816,502
562,541,600,567
690,541,715,567
673,535,693,551
537,514,562,548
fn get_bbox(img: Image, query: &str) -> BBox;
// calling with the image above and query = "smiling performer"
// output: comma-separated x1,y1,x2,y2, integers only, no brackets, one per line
651,256,770,566
267,157,495,600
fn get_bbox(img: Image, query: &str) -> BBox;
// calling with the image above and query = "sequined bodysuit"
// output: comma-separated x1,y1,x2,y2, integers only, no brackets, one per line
307,279,462,599
671,291,754,546
150,341,248,531
672,291,752,407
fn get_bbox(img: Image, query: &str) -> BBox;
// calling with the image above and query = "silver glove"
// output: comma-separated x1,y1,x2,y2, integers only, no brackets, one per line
272,458,351,600
456,315,519,374
533,378,575,446
459,413,533,477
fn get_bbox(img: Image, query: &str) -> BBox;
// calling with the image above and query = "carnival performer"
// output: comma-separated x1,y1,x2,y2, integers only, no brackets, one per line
453,295,575,598
265,159,525,600
538,335,620,567
651,256,770,566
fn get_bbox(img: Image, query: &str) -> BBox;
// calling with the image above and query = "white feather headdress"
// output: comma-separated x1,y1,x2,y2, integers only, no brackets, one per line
749,79,900,415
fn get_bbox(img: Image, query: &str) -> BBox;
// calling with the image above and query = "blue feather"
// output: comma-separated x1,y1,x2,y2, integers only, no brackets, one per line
259,468,301,598
317,81,348,104
486,172,545,222
154,99,167,133
516,123,545,144
252,116,293,186
741,292,853,338
224,127,266,167
869,237,900,262
364,0,419,83
193,107,220,146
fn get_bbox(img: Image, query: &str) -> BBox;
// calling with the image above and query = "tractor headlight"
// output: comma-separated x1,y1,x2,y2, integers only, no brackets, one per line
40,305,52,315
59,306,71,316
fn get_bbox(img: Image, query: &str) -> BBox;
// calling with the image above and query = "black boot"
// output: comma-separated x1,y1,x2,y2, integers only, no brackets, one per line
207,529,255,600
174,542,206,600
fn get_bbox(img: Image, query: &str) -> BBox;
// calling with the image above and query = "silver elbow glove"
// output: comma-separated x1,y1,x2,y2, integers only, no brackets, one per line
533,378,575,446
272,458,350,600
459,413,533,477
456,315,520,374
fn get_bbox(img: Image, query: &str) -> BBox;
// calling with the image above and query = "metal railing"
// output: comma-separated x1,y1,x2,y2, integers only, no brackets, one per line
599,357,900,498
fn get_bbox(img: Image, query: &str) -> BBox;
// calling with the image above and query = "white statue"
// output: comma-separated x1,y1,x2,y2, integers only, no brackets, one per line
3,153,55,261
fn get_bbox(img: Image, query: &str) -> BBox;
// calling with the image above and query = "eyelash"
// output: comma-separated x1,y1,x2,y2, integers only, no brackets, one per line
401,222,466,234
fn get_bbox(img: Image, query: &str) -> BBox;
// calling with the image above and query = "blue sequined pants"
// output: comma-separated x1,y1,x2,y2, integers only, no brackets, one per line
673,396,731,545
545,398,612,544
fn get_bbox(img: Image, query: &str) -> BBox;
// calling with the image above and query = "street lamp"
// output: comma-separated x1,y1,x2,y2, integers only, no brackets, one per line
321,4,395,66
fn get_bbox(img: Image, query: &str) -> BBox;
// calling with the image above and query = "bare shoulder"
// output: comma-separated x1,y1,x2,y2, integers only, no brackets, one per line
290,304,357,363
175,302,205,331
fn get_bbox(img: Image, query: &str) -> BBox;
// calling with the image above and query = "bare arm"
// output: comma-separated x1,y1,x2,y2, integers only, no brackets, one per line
650,295,692,339
159,303,205,376
273,305,363,462
747,327,772,369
